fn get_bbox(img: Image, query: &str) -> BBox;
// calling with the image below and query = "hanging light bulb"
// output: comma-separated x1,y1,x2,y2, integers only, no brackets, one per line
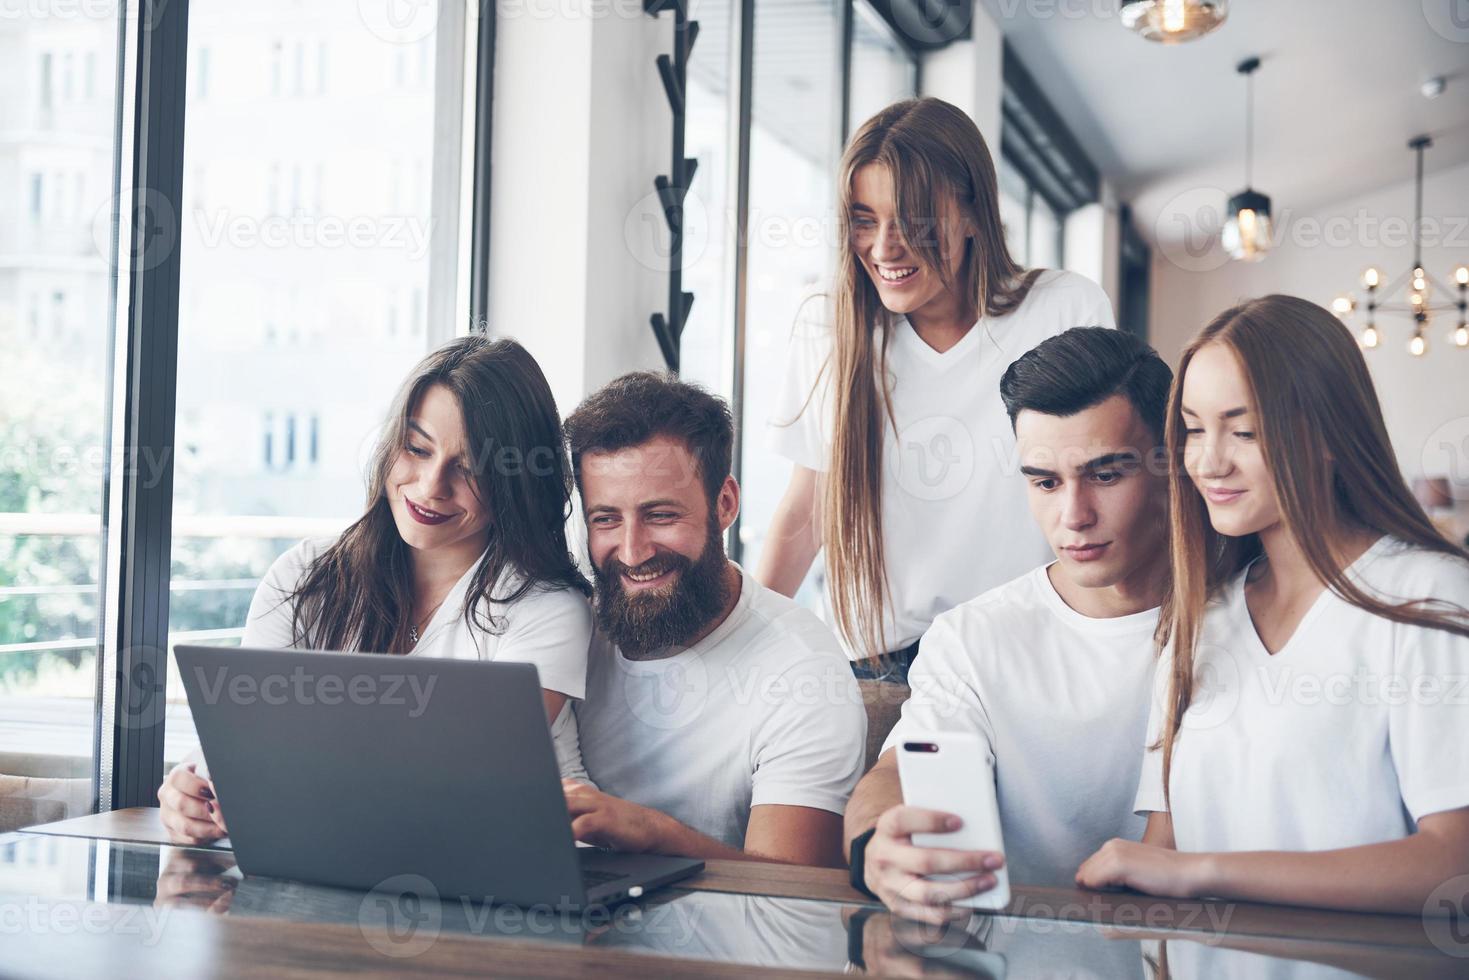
1361,324,1380,349
1455,265,1469,286
1455,325,1468,348
1363,267,1381,289
1120,0,1228,43
1222,58,1273,262
1409,329,1427,357
1331,296,1355,317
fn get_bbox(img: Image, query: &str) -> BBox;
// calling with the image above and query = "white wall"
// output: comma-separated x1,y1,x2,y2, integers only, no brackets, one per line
1150,160,1469,521
919,5,1003,150
488,1,667,415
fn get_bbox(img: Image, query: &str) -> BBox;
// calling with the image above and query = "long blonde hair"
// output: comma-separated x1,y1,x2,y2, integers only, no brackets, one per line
820,97,1038,657
1157,295,1469,806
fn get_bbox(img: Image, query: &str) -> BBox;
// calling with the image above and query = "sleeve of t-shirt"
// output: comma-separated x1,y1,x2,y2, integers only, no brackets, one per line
1388,555,1469,822
493,585,593,700
748,655,867,815
240,538,324,649
766,293,834,473
1072,273,1117,330
1132,647,1171,815
880,608,998,771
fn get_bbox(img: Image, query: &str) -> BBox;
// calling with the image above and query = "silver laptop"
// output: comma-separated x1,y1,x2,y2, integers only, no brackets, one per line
175,645,703,907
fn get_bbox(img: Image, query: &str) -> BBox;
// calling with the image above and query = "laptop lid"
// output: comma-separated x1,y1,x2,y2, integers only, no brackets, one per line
175,645,592,906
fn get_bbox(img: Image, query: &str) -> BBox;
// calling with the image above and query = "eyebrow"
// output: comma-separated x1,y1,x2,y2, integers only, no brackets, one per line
1180,405,1250,420
1020,451,1141,480
585,499,687,515
406,420,434,441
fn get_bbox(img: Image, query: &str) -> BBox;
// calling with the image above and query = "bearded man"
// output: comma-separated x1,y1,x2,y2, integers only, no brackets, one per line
562,372,865,868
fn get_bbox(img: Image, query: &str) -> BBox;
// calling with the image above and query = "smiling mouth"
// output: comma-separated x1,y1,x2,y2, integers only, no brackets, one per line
620,563,679,592
876,265,918,283
406,498,454,525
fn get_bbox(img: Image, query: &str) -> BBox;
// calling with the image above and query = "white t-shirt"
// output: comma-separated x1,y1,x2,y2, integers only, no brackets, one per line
574,564,867,850
768,269,1117,655
1134,536,1469,853
236,536,594,780
882,563,1158,887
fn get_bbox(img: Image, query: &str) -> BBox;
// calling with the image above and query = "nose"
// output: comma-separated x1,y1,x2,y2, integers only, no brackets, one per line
870,219,908,264
417,458,455,501
1059,482,1097,532
1194,431,1235,480
617,520,657,570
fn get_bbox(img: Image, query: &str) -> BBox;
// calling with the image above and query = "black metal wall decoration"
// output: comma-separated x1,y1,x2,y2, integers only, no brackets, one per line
644,0,699,372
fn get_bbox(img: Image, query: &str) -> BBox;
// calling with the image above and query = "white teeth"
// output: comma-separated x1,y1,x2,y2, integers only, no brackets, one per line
626,569,666,583
878,267,917,282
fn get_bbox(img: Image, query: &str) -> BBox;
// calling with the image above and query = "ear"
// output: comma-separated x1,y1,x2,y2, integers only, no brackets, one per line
715,475,741,533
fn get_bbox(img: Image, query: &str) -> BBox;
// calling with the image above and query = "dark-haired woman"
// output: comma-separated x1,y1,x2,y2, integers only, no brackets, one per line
158,336,593,845
1077,295,1469,915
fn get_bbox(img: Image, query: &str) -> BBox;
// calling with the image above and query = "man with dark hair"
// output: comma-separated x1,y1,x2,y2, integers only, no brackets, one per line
844,326,1174,919
561,372,866,867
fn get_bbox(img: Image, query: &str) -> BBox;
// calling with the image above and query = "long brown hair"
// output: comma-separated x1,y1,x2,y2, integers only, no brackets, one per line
820,97,1040,657
286,336,589,654
1157,294,1469,805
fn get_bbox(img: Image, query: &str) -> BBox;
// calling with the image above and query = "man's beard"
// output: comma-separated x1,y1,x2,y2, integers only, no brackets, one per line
592,516,732,659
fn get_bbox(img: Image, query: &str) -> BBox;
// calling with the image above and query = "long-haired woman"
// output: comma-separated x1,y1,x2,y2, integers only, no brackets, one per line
1077,295,1469,914
158,335,594,845
760,97,1115,679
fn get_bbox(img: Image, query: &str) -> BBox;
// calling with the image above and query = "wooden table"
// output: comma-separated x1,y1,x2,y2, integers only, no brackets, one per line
10,808,1466,978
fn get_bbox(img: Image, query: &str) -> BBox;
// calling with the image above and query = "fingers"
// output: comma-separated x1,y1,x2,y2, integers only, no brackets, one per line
161,810,227,846
896,845,1002,877
209,800,228,835
877,806,963,838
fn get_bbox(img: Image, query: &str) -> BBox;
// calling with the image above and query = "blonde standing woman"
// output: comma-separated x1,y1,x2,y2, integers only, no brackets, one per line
760,97,1115,679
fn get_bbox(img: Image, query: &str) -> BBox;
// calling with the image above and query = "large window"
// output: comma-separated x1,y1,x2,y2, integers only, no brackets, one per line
0,7,121,827
161,0,475,758
1,0,484,818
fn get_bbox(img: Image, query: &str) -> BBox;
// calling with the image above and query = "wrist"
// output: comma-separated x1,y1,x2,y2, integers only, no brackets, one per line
1186,851,1222,898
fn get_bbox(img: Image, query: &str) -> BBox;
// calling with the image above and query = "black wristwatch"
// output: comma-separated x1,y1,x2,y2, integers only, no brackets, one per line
848,827,879,900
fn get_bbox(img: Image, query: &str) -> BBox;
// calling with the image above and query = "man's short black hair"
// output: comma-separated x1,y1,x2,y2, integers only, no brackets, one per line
564,371,734,505
999,327,1173,441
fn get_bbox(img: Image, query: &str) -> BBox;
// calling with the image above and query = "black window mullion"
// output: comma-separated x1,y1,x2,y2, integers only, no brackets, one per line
106,0,192,810
468,0,496,328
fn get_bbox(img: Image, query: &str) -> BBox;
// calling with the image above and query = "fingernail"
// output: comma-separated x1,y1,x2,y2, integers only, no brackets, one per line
199,788,214,800
206,802,215,814
946,815,962,830
984,855,1001,870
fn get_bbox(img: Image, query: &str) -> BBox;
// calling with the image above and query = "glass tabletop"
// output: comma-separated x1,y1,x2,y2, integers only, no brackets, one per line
0,832,1408,978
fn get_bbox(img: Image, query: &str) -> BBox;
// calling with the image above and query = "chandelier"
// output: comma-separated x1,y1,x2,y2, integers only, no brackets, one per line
1120,0,1228,43
1332,136,1469,356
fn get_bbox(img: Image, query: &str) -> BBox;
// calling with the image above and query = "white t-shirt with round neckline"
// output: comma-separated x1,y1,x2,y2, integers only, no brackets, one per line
234,536,594,780
1134,536,1469,853
768,269,1117,657
574,563,867,850
882,562,1159,887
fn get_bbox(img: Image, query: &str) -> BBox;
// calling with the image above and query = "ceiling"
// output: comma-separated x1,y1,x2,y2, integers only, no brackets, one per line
980,0,1469,250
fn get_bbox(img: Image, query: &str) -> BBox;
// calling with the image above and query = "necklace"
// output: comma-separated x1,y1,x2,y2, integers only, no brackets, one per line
407,596,448,648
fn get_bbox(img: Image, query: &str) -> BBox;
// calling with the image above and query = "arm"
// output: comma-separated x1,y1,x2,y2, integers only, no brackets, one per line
754,465,821,598
562,781,745,861
1078,807,1469,915
745,803,845,867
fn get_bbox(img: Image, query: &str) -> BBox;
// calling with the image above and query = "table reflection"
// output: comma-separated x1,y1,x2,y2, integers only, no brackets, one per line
0,833,1429,978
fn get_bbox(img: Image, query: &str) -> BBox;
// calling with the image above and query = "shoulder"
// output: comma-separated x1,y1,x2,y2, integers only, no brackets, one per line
1011,269,1113,324
737,575,851,672
1360,538,1469,607
489,570,593,635
920,567,1050,666
262,536,337,590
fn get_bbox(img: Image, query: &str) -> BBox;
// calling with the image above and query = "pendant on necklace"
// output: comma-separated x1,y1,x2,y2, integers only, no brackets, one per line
409,625,420,646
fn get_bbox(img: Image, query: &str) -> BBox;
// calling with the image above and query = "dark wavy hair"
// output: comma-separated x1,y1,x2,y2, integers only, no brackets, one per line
284,335,589,654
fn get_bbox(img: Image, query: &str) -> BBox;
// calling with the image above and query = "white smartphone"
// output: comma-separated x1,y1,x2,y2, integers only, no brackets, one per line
895,730,1010,910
